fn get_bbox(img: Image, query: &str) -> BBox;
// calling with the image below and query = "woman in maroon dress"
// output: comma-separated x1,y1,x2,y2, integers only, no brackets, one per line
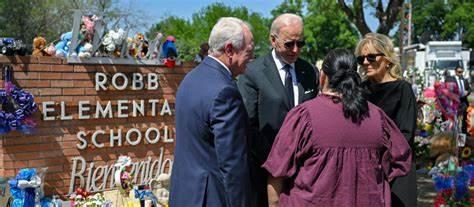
263,49,412,207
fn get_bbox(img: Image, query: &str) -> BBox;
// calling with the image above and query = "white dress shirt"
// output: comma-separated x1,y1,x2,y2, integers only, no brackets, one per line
272,50,299,106
209,55,232,77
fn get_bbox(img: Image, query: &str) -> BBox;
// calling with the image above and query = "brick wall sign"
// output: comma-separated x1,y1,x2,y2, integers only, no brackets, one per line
0,56,193,196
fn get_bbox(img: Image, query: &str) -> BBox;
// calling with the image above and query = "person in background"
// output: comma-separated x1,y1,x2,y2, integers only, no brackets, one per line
356,33,417,207
170,17,255,207
194,42,209,63
263,49,412,206
237,13,319,207
446,66,471,133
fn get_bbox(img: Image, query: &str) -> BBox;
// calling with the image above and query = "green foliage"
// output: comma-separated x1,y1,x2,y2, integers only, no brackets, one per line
303,0,359,63
147,3,270,61
412,0,474,47
0,0,73,49
444,1,474,48
271,0,304,17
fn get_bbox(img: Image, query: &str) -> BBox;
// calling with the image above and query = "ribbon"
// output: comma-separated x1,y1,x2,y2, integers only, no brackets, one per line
134,189,158,206
0,81,37,134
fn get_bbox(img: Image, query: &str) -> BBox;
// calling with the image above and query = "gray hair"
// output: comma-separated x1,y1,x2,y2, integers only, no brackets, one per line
270,13,303,36
208,17,249,56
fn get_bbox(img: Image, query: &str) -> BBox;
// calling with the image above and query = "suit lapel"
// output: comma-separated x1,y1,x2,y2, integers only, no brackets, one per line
295,60,305,104
262,54,292,109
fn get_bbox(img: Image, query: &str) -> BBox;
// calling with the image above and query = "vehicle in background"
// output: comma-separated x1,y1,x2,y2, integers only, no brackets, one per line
0,37,27,56
403,41,471,83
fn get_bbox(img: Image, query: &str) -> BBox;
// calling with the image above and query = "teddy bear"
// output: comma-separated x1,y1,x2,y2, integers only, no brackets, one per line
55,31,73,57
32,36,51,57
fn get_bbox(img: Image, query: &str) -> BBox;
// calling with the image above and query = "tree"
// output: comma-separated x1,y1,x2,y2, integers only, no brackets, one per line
338,0,404,36
0,0,73,48
303,0,359,62
147,3,270,61
411,0,448,43
443,0,474,48
411,0,474,48
271,0,304,17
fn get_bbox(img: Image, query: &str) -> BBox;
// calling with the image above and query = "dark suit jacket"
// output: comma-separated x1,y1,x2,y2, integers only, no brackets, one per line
170,57,252,207
237,53,319,165
445,75,471,98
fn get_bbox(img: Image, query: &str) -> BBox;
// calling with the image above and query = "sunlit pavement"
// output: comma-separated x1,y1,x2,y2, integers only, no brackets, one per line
417,173,436,207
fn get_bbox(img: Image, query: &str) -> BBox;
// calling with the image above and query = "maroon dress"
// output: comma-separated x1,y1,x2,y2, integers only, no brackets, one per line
262,94,412,207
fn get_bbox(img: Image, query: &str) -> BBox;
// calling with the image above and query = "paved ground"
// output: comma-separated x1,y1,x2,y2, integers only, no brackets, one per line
417,173,436,207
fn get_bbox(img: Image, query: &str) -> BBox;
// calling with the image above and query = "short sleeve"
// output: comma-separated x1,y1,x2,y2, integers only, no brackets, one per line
380,109,412,182
262,105,313,178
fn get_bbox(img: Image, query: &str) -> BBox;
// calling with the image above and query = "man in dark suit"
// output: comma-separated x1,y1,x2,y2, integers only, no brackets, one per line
446,66,471,133
237,13,319,207
170,17,255,207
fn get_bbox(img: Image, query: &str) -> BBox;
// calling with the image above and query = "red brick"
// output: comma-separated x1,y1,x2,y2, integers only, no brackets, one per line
37,56,63,64
24,64,52,72
0,55,12,63
84,88,97,95
3,161,29,168
74,65,97,72
50,96,74,102
63,88,84,95
52,65,74,72
51,80,74,87
72,96,98,102
14,56,38,64
62,72,93,80
39,72,62,80
73,80,94,88
39,88,62,95
16,80,51,87
35,96,51,103
14,72,39,79
4,143,58,153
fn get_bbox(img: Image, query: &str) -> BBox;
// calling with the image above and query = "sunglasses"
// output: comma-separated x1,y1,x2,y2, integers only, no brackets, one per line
282,40,305,49
356,53,384,65
273,35,305,49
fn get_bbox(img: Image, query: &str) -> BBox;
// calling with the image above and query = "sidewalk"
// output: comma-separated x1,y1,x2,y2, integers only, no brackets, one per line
417,173,436,206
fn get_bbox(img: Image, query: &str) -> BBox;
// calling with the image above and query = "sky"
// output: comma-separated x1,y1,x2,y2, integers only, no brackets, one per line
117,0,379,34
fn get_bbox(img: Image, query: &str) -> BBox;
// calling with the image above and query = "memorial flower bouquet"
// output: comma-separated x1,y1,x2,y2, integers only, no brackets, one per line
69,188,107,207
432,164,473,207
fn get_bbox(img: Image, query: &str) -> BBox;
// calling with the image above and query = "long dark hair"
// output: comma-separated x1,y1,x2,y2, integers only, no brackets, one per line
322,49,369,123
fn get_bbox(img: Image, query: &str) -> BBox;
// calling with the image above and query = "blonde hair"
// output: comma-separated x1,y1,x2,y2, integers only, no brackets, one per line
355,33,402,79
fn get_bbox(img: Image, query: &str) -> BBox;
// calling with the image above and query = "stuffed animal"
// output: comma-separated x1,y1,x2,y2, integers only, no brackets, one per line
55,31,73,57
81,15,97,41
78,42,93,58
429,132,457,165
128,33,149,59
32,36,50,57
161,35,177,68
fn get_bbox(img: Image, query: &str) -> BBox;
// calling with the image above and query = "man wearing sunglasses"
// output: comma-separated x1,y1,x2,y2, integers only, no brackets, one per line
237,13,319,207
446,66,471,133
